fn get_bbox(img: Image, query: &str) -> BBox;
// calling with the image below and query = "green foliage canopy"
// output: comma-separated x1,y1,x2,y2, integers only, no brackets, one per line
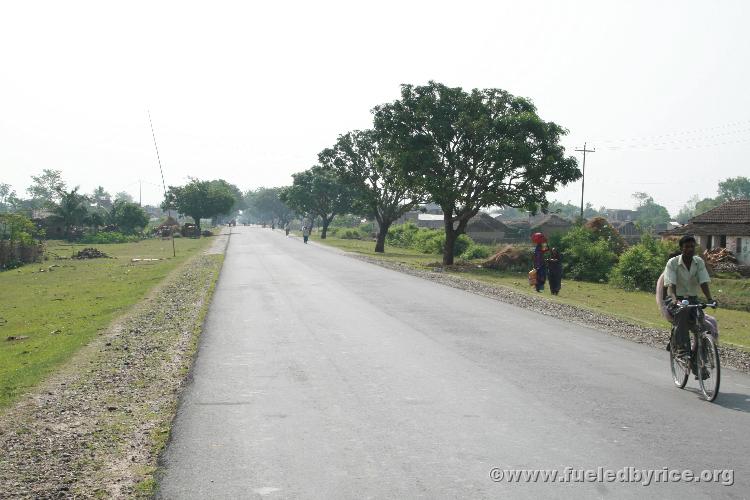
373,81,580,264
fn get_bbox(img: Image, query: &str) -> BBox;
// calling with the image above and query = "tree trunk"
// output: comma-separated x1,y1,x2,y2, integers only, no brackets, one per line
195,218,201,238
443,227,457,265
320,216,331,239
374,219,392,253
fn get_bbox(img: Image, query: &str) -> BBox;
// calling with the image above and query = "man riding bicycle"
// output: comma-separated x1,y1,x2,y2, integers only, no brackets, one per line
664,235,715,364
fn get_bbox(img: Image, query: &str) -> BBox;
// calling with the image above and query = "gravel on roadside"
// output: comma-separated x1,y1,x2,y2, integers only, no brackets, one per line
347,253,750,374
0,253,224,499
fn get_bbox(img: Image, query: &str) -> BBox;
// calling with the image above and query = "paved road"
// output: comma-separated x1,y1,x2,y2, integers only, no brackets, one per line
158,227,750,499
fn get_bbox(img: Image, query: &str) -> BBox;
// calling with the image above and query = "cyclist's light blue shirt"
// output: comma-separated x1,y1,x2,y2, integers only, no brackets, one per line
663,255,710,297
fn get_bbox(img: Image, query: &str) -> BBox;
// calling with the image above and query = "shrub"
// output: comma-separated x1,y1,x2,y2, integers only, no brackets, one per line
461,243,492,260
611,236,677,291
80,232,140,244
339,228,363,240
566,239,617,282
383,223,473,255
358,221,375,236
560,226,618,281
386,223,420,248
556,225,620,282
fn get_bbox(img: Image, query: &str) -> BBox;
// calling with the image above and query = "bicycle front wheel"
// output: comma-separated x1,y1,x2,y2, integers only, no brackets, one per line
698,333,721,402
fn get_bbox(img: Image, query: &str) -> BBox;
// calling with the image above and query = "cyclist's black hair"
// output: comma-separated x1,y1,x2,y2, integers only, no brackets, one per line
678,235,696,248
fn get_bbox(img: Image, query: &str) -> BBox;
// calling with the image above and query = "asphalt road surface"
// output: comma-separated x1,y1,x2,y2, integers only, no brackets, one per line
158,227,750,499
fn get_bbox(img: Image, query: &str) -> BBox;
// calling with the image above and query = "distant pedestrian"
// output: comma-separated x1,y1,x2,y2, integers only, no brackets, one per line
531,232,548,293
547,248,563,295
284,222,290,236
302,225,311,244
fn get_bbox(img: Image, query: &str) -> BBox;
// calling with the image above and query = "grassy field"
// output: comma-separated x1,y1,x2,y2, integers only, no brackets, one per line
0,237,212,408
312,234,750,351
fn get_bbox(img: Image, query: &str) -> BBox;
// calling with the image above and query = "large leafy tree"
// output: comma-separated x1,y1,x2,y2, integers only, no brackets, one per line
91,186,113,209
115,191,134,203
0,183,16,213
166,179,235,235
110,200,149,234
373,81,580,264
280,165,354,239
209,179,246,214
26,169,66,209
632,192,671,229
319,129,424,252
718,176,750,200
51,187,89,240
248,187,294,225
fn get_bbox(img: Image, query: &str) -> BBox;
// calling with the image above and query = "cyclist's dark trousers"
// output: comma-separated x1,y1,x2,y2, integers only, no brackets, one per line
672,296,699,354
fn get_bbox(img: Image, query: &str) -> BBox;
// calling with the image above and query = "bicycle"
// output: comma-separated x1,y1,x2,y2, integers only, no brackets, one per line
668,301,720,402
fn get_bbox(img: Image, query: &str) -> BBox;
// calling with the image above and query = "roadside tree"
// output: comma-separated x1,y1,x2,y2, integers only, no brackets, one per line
248,187,294,225
280,165,354,239
319,129,424,252
373,81,580,264
165,179,235,235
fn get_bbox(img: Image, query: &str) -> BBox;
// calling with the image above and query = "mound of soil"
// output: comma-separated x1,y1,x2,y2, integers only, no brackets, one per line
72,247,110,259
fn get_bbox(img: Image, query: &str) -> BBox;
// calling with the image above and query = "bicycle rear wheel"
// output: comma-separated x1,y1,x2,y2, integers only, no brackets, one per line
698,333,720,402
669,336,689,389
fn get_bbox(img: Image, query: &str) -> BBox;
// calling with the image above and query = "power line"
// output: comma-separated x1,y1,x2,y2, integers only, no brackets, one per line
590,119,750,145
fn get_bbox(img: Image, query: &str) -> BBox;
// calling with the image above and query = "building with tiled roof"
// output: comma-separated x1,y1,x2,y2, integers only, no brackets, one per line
661,199,750,264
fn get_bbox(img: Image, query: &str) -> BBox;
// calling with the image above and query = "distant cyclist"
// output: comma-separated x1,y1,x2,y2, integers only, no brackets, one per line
663,235,714,360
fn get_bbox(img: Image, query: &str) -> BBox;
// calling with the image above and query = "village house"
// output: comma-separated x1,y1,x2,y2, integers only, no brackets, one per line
610,220,642,245
661,199,750,265
465,213,507,244
602,208,637,222
397,210,507,243
530,214,573,238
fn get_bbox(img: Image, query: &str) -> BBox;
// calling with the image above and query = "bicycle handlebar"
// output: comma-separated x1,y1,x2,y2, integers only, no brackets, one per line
677,301,717,309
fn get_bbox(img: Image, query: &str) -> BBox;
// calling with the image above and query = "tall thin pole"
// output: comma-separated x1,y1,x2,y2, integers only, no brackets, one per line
575,142,595,222
148,110,176,257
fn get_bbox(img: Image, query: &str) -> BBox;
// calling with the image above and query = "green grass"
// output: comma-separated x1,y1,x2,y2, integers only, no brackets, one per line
0,237,212,408
313,234,750,351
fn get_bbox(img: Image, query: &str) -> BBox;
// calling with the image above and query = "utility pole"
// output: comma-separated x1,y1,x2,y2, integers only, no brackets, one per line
575,142,595,222
138,180,142,207
148,110,176,257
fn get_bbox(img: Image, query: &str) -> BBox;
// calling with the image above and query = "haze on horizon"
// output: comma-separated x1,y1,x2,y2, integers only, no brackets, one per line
2,0,749,215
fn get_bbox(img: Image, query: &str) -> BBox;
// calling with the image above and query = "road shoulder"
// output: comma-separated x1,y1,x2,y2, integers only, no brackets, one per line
0,249,224,498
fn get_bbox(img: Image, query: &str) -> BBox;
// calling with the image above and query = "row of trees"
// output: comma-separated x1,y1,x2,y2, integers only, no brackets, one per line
0,170,141,214
280,81,582,264
0,170,152,240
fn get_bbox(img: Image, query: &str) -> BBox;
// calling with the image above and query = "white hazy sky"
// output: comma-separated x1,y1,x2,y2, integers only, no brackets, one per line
2,0,749,214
